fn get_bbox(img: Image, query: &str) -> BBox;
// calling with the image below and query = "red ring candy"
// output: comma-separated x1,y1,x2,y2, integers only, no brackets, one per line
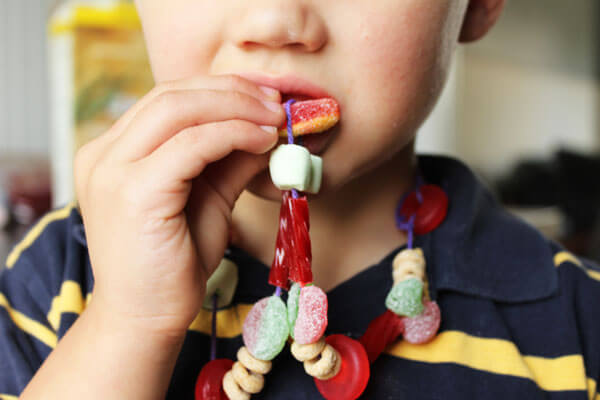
194,358,234,400
399,184,448,235
314,335,370,400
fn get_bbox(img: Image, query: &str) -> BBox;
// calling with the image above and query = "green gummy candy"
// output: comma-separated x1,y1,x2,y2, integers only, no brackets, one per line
254,296,289,361
287,283,301,339
385,278,424,317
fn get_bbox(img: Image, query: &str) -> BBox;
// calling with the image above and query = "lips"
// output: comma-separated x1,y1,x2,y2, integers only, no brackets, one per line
235,72,340,155
235,72,333,102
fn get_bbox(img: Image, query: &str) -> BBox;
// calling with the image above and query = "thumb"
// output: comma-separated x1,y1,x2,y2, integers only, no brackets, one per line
186,151,272,275
203,150,272,209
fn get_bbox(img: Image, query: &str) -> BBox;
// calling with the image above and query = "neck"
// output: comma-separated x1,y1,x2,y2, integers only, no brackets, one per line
231,144,417,291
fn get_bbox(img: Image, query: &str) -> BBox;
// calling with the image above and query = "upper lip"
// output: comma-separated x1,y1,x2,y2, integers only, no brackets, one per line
234,72,332,99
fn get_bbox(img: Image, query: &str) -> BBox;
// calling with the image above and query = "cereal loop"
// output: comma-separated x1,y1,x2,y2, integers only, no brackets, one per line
291,337,326,362
238,346,272,375
232,361,264,394
223,370,250,400
291,338,342,381
223,346,272,399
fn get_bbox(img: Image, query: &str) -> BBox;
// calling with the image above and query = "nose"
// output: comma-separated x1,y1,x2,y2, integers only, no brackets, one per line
230,2,328,52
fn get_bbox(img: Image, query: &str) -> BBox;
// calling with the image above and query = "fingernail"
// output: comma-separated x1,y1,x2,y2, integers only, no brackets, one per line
259,86,279,100
260,125,278,134
262,100,282,113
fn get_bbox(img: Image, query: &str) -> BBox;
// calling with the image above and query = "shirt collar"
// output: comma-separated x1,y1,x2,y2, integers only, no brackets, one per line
416,155,558,303
70,155,559,303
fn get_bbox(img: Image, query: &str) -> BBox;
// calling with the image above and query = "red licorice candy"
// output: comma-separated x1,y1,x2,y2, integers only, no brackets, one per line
359,310,405,364
269,192,313,288
194,358,234,400
269,192,292,290
287,195,312,285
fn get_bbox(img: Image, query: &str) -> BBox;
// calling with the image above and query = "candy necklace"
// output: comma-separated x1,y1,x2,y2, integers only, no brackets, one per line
194,98,448,400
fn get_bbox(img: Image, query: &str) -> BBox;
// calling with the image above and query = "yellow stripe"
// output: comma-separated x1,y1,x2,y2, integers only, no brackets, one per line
386,330,586,391
0,394,18,400
6,202,77,269
588,377,597,400
0,293,57,348
188,304,252,338
49,3,141,35
554,251,600,282
47,281,87,331
554,251,583,268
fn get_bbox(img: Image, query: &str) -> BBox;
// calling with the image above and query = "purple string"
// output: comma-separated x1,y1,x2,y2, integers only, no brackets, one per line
210,294,218,361
395,173,425,249
284,99,300,199
415,174,424,204
285,99,296,145
274,287,282,297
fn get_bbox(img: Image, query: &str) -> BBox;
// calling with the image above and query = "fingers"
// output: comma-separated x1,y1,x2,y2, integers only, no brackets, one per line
187,151,271,270
203,150,272,209
110,74,281,138
111,89,284,162
74,75,281,198
136,119,278,189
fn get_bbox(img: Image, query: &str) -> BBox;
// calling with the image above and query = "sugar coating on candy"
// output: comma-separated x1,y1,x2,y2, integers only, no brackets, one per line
385,278,424,317
403,300,441,344
242,296,289,361
294,285,328,344
278,98,340,137
287,282,301,338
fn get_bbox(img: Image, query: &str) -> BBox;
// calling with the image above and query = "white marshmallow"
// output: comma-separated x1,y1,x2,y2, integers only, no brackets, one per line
269,144,324,194
308,155,323,194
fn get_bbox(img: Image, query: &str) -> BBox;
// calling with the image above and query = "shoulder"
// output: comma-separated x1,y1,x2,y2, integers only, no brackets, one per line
550,242,600,292
1,202,93,340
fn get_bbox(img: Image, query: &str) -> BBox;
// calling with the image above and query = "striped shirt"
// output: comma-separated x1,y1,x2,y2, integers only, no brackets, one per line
1,155,600,399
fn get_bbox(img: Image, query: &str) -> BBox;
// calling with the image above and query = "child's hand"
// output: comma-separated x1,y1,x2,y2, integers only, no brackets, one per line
74,75,284,337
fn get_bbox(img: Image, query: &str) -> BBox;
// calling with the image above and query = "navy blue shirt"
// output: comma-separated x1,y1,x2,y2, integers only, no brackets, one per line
2,155,600,399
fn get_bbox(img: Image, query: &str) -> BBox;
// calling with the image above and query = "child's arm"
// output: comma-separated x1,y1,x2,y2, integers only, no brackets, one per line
19,75,284,399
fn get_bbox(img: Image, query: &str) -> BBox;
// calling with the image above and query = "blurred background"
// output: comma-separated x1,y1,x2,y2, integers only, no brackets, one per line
0,0,599,264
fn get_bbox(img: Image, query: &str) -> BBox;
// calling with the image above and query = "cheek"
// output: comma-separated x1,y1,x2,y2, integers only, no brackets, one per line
346,3,450,132
323,2,457,181
138,1,224,82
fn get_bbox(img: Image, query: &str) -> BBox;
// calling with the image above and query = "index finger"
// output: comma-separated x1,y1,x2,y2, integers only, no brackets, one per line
109,74,280,139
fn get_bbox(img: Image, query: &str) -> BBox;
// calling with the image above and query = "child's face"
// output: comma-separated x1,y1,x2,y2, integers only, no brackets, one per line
135,0,469,197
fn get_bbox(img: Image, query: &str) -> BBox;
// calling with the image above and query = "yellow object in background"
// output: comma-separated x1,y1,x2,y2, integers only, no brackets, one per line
48,1,154,207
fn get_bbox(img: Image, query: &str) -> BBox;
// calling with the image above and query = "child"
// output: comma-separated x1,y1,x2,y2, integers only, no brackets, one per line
2,0,600,398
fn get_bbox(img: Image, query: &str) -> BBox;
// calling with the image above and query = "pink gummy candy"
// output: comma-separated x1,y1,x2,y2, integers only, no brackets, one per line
402,300,441,344
294,285,328,344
